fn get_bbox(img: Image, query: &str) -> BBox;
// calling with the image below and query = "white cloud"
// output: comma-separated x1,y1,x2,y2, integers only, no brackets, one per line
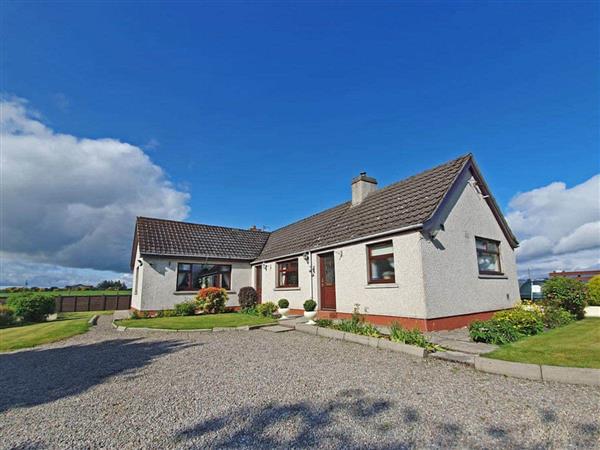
0,96,190,285
507,175,600,277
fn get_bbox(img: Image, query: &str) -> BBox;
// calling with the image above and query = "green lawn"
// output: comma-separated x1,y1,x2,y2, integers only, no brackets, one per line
486,318,600,368
0,311,112,352
0,290,131,299
117,313,276,330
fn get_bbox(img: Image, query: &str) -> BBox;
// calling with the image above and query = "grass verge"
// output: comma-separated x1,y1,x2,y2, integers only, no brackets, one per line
116,313,276,330
0,311,113,352
486,318,600,368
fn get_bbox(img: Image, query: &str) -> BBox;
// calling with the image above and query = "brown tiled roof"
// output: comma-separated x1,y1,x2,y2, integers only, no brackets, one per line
133,217,270,263
255,154,473,261
131,154,517,268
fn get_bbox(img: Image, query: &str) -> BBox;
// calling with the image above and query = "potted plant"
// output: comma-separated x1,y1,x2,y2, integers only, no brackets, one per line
303,299,317,325
278,298,290,319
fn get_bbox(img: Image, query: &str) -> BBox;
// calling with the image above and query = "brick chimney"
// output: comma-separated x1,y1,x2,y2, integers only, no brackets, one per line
351,172,377,206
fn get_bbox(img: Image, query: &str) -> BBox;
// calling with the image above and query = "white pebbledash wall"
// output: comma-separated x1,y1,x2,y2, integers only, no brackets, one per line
131,250,252,311
256,232,427,318
255,173,519,319
420,175,520,318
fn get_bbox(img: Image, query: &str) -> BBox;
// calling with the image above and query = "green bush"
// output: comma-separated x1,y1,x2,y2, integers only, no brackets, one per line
542,307,575,329
238,287,258,309
389,322,437,351
161,309,177,317
303,299,317,311
196,288,228,314
174,301,197,316
359,323,382,338
543,277,589,319
469,319,523,345
241,306,258,316
315,318,334,327
0,305,15,327
278,298,289,309
588,275,600,306
257,301,278,317
335,319,363,334
493,308,544,336
7,293,55,322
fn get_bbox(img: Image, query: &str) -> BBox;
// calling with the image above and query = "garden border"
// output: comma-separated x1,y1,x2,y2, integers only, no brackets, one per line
474,356,600,386
294,323,427,358
111,320,276,333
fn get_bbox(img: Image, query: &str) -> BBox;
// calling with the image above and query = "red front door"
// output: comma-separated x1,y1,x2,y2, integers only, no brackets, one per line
255,266,262,303
319,253,336,310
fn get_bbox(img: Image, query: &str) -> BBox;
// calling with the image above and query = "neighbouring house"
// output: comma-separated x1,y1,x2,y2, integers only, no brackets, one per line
549,270,600,283
130,154,520,331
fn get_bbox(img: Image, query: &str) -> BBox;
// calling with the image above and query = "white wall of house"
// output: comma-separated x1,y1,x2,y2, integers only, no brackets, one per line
420,175,520,318
255,232,427,318
135,256,252,311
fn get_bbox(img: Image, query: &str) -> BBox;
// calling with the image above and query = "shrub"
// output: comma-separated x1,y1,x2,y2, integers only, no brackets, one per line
241,306,258,316
174,301,197,316
315,318,334,328
335,319,363,334
196,288,228,314
303,299,317,311
469,319,523,345
257,301,278,317
389,322,437,351
543,277,589,319
493,308,544,336
542,307,575,329
278,298,289,309
359,323,382,338
588,275,600,306
161,309,177,317
7,293,55,322
0,305,15,327
238,287,258,309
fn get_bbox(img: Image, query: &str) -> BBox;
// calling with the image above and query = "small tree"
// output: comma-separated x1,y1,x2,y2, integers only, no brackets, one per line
588,275,600,306
196,288,228,314
7,293,56,323
238,286,258,309
542,277,589,319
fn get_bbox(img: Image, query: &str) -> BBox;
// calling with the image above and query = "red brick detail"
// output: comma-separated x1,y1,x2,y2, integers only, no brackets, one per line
293,309,506,331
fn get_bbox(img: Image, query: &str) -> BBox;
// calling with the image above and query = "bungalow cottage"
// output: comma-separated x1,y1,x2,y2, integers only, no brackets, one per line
130,154,520,331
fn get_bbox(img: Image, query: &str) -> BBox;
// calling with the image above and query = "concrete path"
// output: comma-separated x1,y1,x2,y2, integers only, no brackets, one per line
425,327,498,355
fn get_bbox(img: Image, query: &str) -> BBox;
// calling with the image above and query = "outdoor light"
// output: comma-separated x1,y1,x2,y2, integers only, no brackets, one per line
303,252,310,263
137,259,143,266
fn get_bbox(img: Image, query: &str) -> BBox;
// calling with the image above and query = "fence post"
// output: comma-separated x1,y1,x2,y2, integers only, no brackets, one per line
103,295,107,310
88,297,91,311
60,296,64,313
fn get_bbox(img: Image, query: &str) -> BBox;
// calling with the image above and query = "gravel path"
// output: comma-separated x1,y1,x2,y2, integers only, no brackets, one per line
1,316,598,449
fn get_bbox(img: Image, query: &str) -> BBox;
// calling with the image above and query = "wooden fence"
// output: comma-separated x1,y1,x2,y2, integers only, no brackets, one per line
54,294,131,312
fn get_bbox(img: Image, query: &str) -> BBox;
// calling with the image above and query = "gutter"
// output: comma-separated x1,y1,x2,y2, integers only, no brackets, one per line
252,223,423,264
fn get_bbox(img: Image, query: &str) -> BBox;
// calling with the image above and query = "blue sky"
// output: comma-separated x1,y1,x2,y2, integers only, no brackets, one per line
1,2,598,286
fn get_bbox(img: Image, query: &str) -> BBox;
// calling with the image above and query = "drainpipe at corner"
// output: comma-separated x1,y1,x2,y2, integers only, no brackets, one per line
309,250,314,302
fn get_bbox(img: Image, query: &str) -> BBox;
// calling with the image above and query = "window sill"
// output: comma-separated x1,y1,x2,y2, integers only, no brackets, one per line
274,287,301,291
365,283,399,289
174,290,236,295
478,274,507,279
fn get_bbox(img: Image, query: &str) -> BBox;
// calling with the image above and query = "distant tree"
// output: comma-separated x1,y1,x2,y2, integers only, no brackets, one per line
95,280,128,290
588,275,600,306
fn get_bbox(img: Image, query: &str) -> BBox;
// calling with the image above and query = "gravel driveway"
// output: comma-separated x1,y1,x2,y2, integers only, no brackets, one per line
1,316,598,449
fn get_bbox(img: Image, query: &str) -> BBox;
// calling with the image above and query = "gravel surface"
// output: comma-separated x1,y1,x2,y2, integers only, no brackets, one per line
1,316,599,449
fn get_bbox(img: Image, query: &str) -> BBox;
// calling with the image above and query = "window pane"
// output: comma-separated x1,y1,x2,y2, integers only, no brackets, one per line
177,271,190,290
370,244,393,257
370,256,395,281
476,239,486,250
179,263,191,271
278,260,298,287
478,253,499,272
487,242,498,253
